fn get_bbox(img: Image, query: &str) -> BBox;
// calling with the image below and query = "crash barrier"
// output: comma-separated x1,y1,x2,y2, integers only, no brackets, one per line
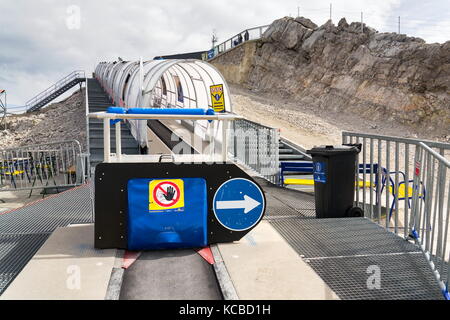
409,142,450,299
228,119,280,185
90,110,266,250
342,132,450,236
203,25,270,61
0,140,86,195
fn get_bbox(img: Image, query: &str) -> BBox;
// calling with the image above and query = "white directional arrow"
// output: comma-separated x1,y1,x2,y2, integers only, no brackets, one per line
216,195,261,214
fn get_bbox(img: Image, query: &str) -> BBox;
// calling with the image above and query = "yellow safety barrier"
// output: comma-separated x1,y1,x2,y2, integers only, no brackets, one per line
284,178,375,188
388,185,423,198
5,170,25,176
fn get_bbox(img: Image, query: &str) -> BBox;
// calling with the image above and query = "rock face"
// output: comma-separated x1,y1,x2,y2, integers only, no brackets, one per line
243,17,450,138
210,40,258,85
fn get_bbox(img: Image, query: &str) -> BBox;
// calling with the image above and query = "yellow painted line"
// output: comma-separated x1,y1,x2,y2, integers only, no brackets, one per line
284,179,314,186
285,179,375,188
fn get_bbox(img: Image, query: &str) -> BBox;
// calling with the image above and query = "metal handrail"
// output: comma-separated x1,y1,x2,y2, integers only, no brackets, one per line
342,132,450,299
409,142,450,299
342,131,450,150
205,25,270,60
343,131,450,234
25,70,86,110
88,111,244,163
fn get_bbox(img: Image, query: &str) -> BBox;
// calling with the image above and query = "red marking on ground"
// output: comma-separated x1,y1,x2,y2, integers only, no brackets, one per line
196,247,215,265
122,251,142,269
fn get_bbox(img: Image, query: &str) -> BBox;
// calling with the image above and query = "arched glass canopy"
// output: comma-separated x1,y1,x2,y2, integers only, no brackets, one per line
94,59,233,148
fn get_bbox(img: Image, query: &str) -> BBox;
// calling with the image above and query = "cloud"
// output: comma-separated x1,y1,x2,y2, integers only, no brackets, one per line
0,0,448,105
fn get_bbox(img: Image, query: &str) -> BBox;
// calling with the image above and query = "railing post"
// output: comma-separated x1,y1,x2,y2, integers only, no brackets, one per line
116,121,122,161
222,120,228,162
104,118,111,163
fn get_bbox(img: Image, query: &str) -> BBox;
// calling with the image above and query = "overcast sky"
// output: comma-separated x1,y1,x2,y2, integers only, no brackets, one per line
1,0,449,108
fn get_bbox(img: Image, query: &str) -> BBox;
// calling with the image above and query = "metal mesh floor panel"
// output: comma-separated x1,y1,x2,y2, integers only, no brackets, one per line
307,254,444,300
270,218,420,258
0,184,93,234
0,233,50,294
257,178,316,219
0,184,93,295
257,179,444,300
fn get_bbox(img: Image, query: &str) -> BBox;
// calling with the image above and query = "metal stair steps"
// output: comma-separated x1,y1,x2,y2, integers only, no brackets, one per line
26,72,86,112
87,78,140,168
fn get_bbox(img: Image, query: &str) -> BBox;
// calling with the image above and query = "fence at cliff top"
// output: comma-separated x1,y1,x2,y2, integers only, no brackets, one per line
203,25,270,61
0,140,87,195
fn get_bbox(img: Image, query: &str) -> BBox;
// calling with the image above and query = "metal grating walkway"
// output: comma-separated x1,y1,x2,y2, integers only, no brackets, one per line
255,178,444,300
0,184,94,295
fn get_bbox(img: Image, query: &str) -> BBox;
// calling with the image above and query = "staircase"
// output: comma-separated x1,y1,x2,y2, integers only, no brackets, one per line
87,78,140,168
278,138,310,163
26,71,86,112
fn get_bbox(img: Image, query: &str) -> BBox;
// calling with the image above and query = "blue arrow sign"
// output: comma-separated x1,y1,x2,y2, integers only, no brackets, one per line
213,178,265,231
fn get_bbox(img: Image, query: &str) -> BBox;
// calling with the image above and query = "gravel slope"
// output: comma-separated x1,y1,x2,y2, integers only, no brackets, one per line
0,89,86,151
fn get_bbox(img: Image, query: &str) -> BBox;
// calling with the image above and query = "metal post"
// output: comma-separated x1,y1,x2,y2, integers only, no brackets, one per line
361,12,364,33
222,120,228,162
398,16,401,34
115,121,122,161
404,143,410,236
385,141,391,229
329,3,332,21
104,118,111,163
362,137,367,215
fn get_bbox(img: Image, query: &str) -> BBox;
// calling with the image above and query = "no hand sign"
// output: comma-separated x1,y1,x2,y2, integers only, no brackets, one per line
149,179,185,212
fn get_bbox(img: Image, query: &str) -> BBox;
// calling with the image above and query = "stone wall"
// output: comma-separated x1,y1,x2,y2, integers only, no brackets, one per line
210,40,258,85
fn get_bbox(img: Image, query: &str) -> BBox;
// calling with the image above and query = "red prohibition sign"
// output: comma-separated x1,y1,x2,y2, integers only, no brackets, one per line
153,181,181,207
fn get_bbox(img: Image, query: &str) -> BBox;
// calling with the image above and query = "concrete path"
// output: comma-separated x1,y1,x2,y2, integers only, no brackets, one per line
1,224,116,300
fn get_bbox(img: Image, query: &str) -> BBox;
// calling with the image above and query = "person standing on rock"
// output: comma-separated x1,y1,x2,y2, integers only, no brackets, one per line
244,30,249,41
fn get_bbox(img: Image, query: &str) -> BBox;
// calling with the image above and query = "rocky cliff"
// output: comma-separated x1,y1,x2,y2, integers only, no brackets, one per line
215,17,450,139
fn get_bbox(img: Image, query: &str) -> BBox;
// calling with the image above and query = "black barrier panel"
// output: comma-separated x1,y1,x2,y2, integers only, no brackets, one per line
94,162,266,249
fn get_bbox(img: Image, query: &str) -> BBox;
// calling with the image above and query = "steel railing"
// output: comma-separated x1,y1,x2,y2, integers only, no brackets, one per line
342,131,450,235
0,140,86,193
342,132,450,299
88,111,244,163
229,119,280,184
25,70,86,112
410,142,450,299
204,25,270,61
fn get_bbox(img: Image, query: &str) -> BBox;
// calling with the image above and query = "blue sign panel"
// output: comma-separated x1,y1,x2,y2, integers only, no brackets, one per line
313,162,327,183
207,49,215,60
127,178,208,250
213,178,265,232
